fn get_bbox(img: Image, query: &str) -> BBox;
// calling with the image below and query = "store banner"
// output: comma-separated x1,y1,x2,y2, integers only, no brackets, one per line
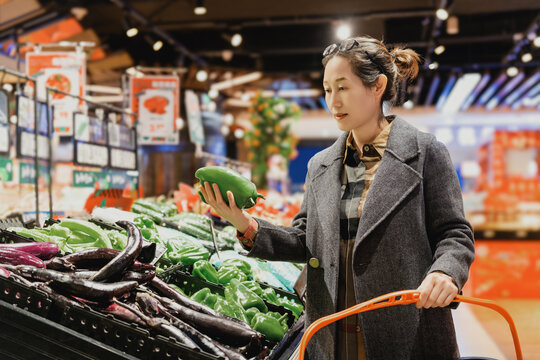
26,51,86,136
73,170,138,189
0,157,13,182
19,162,49,184
0,90,9,155
185,90,205,145
130,76,180,145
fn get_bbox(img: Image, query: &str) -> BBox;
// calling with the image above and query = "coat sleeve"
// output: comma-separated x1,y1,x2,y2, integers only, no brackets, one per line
423,137,475,291
244,160,313,263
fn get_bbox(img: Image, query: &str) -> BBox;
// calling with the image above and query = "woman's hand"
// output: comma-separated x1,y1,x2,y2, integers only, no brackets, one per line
200,182,252,233
416,271,458,309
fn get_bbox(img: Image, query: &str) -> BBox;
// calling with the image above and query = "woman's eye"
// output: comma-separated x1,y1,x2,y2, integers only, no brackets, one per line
338,86,345,91
324,89,331,93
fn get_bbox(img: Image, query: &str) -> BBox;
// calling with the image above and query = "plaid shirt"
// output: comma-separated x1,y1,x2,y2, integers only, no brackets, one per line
337,119,393,360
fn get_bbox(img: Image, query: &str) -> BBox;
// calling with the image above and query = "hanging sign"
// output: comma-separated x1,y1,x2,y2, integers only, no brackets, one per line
185,90,205,145
108,122,137,170
26,51,86,136
19,162,49,184
16,96,51,160
0,90,9,155
130,75,180,145
73,170,138,189
0,157,13,182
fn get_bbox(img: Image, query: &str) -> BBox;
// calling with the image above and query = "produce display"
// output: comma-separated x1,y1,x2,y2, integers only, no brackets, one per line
0,187,305,359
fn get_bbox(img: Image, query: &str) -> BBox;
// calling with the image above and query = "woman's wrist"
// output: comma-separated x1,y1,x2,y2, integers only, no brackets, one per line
235,212,252,234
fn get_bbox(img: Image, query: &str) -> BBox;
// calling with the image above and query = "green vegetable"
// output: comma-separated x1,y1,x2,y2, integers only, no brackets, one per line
217,265,247,285
241,281,264,297
195,166,265,209
59,219,112,249
225,278,267,313
48,224,71,238
261,288,304,320
168,283,185,295
176,221,212,241
190,288,218,309
245,307,261,324
133,216,161,244
130,203,163,223
221,258,252,276
250,312,288,342
192,260,219,284
168,246,209,266
213,296,248,322
261,288,279,303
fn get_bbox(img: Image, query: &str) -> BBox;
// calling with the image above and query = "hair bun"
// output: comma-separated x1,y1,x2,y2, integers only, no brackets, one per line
391,46,421,82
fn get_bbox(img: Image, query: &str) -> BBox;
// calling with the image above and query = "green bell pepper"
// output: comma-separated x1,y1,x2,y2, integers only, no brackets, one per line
261,288,280,303
241,280,264,297
192,260,219,284
245,307,261,324
59,218,112,249
278,298,304,320
213,297,248,323
195,166,265,209
168,283,185,295
225,278,267,313
190,288,218,309
133,216,161,244
167,240,210,266
221,258,252,276
250,312,289,342
217,265,247,285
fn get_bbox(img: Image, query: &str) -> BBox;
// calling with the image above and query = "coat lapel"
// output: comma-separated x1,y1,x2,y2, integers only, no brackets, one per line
310,133,347,269
354,117,423,248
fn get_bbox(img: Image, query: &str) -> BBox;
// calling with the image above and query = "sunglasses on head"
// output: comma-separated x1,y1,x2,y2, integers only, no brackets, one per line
323,38,386,75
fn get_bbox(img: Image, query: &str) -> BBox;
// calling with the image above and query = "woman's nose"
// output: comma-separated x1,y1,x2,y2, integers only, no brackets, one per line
328,93,341,109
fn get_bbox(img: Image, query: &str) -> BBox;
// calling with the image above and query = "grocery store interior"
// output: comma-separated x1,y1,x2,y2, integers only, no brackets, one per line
0,0,539,359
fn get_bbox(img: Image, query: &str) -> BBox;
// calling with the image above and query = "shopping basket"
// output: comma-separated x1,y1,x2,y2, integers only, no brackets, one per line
296,290,522,360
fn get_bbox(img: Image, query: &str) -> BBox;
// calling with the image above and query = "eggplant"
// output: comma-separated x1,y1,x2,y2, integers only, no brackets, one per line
136,292,227,359
31,282,84,309
0,265,10,278
49,248,155,271
112,299,200,351
157,293,264,348
121,269,155,284
0,248,45,268
102,303,146,326
13,266,137,302
84,221,142,282
44,257,77,271
0,242,59,260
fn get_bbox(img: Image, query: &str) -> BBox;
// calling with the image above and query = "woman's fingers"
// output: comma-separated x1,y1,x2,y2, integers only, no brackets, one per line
203,181,216,203
212,183,225,205
417,272,458,309
227,191,238,210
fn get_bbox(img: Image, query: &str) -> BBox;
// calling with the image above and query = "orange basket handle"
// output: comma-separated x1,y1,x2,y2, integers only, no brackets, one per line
297,290,522,360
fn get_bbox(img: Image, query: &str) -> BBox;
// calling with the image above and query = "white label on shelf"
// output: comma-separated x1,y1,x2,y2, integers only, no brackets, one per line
20,131,50,159
110,148,136,170
76,142,108,167
0,125,8,153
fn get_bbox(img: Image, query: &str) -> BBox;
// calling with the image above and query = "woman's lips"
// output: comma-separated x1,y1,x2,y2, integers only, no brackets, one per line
334,113,348,120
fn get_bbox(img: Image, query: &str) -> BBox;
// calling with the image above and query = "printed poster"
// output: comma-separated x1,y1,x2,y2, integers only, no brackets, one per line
26,51,86,136
130,75,180,145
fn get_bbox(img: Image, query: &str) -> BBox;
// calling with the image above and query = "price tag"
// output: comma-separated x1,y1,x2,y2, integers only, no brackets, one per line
0,125,8,154
19,131,50,159
110,148,136,170
76,142,108,167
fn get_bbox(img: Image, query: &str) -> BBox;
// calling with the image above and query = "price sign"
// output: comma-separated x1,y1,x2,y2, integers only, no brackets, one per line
108,123,135,149
0,157,13,182
0,125,8,155
19,131,50,160
74,113,106,144
17,95,34,130
185,90,205,145
75,142,108,167
110,148,136,170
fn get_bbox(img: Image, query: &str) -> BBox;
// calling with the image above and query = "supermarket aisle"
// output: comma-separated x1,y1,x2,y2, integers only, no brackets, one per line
453,300,540,360
453,303,507,359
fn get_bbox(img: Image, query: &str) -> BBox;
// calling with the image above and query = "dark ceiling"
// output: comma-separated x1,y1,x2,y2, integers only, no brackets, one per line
1,0,539,109
42,0,540,74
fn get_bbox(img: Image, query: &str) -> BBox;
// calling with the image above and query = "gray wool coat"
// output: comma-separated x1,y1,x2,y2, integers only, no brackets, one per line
246,116,475,360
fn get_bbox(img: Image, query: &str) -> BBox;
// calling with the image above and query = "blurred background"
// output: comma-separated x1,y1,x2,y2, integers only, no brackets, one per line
0,1,539,359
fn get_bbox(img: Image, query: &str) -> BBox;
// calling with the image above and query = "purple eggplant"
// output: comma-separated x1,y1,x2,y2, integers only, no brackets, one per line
0,242,59,260
31,282,84,309
121,269,155,284
0,248,45,268
102,303,146,326
0,265,10,278
13,266,137,302
89,221,143,282
46,248,154,271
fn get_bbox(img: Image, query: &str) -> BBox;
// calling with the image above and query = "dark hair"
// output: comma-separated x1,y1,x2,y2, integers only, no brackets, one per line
322,36,421,105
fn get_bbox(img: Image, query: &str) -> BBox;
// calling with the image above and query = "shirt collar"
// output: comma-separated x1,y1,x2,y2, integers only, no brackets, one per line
342,117,394,164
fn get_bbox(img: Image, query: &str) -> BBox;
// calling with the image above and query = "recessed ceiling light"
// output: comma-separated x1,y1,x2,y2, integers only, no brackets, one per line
336,23,351,40
521,53,533,63
506,66,519,77
434,44,446,55
436,8,449,21
231,33,243,47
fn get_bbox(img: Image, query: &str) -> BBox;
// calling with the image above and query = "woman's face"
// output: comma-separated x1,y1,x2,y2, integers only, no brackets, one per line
323,56,381,132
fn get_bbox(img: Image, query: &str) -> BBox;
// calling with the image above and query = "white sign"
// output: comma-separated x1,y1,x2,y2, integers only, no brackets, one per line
76,142,108,167
0,125,9,154
20,131,50,159
110,148,136,170
185,90,205,145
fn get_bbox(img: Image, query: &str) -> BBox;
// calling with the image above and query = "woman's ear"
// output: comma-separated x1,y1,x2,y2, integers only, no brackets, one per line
374,74,387,98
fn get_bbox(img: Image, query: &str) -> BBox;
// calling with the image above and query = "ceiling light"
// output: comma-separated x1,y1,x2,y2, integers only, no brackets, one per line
208,88,219,99
441,73,482,114
153,40,163,51
506,66,519,77
436,8,449,21
221,50,233,62
126,27,138,37
234,128,244,139
196,70,208,82
446,16,459,35
428,61,439,70
2,83,13,93
194,0,207,15
231,33,243,47
434,44,446,55
336,23,351,40
534,36,540,47
521,53,533,63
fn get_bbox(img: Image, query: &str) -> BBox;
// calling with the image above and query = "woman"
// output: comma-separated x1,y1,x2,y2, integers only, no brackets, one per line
201,36,475,360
